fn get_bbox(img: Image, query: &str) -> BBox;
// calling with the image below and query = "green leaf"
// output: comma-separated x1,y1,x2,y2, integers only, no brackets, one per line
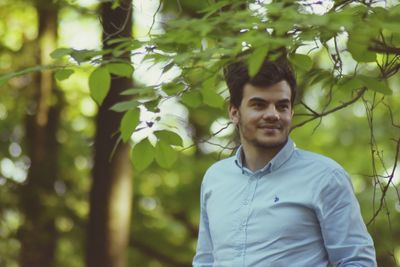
120,108,140,142
155,140,178,168
181,91,202,108
389,4,400,15
309,70,331,86
55,69,74,81
199,0,231,17
347,43,376,63
111,0,120,9
248,46,269,77
319,30,335,43
0,65,52,86
71,49,103,64
131,138,154,171
337,76,363,91
359,75,392,95
162,61,175,74
162,82,185,96
183,67,202,85
200,76,225,108
107,63,134,77
89,67,111,106
289,53,313,71
50,48,73,59
266,2,285,16
144,98,160,112
381,22,400,34
347,37,376,63
201,87,225,108
121,87,155,96
110,100,140,112
174,53,191,65
154,130,183,146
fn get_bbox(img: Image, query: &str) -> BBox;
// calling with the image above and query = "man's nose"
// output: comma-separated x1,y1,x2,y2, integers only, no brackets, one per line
263,106,279,120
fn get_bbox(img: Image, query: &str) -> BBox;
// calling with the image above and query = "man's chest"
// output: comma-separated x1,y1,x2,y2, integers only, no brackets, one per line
205,174,322,252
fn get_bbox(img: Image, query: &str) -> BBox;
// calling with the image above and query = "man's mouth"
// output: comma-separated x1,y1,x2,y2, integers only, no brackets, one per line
258,125,281,130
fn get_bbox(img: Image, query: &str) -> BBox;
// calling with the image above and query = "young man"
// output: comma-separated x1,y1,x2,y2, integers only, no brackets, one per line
193,59,377,267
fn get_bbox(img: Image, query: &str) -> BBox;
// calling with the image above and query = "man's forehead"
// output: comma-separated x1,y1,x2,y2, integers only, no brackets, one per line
243,82,292,98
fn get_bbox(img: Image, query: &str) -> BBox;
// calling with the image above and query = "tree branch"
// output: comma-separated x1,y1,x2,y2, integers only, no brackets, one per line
370,40,400,55
367,138,400,225
291,87,367,131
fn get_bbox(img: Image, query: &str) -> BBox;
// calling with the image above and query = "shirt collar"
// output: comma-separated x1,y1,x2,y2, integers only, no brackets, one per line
234,138,295,175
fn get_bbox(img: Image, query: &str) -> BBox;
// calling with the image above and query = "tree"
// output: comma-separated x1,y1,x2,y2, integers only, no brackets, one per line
86,1,134,267
18,1,61,267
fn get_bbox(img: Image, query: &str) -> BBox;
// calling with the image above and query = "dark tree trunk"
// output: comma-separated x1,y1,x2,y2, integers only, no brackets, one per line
19,4,60,267
86,1,133,267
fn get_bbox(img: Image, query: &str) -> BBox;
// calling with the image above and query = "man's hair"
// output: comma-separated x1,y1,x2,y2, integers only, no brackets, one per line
223,58,297,108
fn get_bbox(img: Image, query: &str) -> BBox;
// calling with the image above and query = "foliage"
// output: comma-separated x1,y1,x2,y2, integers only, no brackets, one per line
25,0,399,170
126,1,399,265
128,1,400,265
1,0,400,266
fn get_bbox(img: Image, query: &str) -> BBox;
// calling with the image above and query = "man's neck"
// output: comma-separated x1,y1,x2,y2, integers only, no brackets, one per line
241,142,286,172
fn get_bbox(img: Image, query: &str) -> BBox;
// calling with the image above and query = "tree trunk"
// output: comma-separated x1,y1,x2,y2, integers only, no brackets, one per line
19,4,60,267
86,1,133,267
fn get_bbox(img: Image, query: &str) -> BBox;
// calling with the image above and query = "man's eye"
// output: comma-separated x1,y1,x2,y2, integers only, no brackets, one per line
277,105,289,110
253,103,264,108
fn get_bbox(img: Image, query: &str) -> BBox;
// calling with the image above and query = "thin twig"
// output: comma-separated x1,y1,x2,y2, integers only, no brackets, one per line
300,101,320,116
291,87,367,131
148,0,163,36
102,2,133,44
367,138,400,225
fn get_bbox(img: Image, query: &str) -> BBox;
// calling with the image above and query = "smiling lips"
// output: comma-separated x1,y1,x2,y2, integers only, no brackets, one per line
258,125,281,135
258,124,281,130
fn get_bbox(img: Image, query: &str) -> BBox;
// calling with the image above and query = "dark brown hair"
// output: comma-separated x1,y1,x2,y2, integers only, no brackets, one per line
223,59,297,108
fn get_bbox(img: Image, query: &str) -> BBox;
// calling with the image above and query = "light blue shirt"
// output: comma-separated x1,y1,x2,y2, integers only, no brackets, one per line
193,138,376,267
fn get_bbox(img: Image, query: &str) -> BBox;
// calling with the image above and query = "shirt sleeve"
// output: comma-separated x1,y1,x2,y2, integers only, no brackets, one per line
315,168,377,267
193,179,214,267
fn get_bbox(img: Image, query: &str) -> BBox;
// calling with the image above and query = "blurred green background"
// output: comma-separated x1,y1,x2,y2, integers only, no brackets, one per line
0,0,399,267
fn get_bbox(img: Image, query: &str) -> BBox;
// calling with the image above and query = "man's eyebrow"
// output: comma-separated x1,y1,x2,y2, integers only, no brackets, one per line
247,97,291,103
248,97,267,102
277,99,291,104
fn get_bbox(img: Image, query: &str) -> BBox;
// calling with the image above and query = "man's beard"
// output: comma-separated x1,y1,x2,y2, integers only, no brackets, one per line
249,136,288,150
237,118,289,150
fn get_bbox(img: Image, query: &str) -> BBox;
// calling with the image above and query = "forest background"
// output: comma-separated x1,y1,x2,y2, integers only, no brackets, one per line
0,0,399,266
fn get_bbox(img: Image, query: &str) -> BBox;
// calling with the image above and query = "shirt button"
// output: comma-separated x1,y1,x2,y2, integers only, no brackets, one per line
243,200,248,205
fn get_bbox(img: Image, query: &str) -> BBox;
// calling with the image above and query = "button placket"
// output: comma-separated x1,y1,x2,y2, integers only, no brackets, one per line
237,174,260,265
242,175,252,205
235,174,255,258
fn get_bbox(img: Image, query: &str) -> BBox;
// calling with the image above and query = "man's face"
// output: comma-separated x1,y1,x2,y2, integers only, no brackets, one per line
229,81,293,150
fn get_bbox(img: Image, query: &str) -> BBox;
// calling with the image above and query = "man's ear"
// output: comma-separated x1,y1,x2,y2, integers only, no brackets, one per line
229,104,240,124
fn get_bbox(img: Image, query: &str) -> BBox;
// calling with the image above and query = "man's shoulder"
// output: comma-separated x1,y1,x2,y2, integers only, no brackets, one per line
205,155,236,173
293,148,344,172
292,148,352,190
202,155,238,185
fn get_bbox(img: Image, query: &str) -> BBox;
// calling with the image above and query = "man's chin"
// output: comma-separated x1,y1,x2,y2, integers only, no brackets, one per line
253,137,288,149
